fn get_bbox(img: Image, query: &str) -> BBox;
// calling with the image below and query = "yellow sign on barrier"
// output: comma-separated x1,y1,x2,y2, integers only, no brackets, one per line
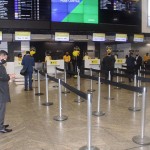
116,59,125,63
50,60,58,65
90,59,99,64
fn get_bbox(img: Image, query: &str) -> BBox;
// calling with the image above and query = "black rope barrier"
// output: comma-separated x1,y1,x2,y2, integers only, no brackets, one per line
47,74,59,83
83,68,91,71
56,67,64,72
60,80,87,100
113,72,134,79
80,73,143,93
137,76,150,82
140,70,150,75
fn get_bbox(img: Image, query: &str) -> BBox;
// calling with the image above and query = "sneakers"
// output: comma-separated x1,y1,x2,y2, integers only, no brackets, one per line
0,128,12,133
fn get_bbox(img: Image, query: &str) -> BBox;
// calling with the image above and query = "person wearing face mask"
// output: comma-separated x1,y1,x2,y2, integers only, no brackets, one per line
0,50,15,133
22,51,35,91
63,52,71,76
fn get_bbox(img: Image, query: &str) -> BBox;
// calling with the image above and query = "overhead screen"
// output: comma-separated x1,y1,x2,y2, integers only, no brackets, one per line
100,0,140,25
51,0,98,24
0,0,49,20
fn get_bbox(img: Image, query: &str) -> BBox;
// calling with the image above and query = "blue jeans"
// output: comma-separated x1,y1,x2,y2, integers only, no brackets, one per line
24,72,33,89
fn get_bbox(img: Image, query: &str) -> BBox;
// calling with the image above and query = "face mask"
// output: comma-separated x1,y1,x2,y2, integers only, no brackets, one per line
0,59,7,64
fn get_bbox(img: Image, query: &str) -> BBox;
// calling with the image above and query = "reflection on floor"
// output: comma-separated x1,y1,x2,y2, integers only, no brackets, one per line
1,75,150,150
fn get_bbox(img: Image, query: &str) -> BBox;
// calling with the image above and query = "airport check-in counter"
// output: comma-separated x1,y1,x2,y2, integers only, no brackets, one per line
115,58,126,68
46,59,64,75
84,59,100,70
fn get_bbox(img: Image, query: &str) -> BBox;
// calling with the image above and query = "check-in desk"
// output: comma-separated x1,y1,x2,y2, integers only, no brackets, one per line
84,59,100,70
115,58,126,68
14,59,24,84
46,59,64,75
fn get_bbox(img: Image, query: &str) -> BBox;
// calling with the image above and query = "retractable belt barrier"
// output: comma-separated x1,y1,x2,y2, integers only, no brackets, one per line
36,69,150,147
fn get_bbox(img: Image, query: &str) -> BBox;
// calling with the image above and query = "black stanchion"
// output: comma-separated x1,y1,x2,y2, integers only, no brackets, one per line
74,68,84,103
79,92,99,150
53,79,68,121
132,87,150,145
53,66,58,88
128,75,141,111
87,68,95,93
35,70,44,96
104,71,114,100
62,69,70,94
92,76,105,116
42,73,53,106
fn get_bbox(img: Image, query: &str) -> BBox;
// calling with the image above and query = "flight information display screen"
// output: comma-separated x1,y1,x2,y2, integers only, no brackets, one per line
0,0,50,20
14,0,50,20
51,0,98,24
100,0,141,25
0,0,14,19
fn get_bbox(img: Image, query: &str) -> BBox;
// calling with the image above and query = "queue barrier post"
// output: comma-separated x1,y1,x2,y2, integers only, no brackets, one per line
138,69,142,97
74,68,84,103
92,75,105,116
87,68,95,93
114,68,121,89
42,73,53,106
62,69,70,94
79,92,99,150
104,71,114,100
132,87,150,145
33,70,37,88
53,67,58,88
35,70,44,96
128,75,141,111
120,70,124,83
53,79,68,121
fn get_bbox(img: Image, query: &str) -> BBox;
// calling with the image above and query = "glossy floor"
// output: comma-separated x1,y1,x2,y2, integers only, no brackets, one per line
1,75,150,150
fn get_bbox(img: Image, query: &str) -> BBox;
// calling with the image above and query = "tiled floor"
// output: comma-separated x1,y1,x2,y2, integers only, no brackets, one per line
1,74,150,150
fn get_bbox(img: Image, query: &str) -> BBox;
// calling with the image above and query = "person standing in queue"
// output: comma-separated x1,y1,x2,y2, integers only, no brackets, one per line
22,51,35,91
126,52,136,82
135,52,142,74
0,50,15,133
102,46,116,81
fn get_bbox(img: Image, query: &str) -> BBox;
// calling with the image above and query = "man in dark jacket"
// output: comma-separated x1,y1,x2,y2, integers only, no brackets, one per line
102,48,116,81
22,51,35,91
126,52,136,82
135,52,142,74
0,50,15,133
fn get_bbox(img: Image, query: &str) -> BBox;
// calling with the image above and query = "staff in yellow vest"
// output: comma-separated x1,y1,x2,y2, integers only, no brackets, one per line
63,52,71,72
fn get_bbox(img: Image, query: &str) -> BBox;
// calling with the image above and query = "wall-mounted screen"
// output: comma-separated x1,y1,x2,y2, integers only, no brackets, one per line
0,1,14,19
0,31,2,41
55,32,69,41
133,34,144,42
100,0,141,25
115,33,127,42
52,0,98,24
92,33,105,41
0,0,50,20
15,31,31,41
14,0,50,20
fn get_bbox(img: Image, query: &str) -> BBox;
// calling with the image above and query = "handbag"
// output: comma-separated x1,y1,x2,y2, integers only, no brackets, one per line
20,66,27,76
